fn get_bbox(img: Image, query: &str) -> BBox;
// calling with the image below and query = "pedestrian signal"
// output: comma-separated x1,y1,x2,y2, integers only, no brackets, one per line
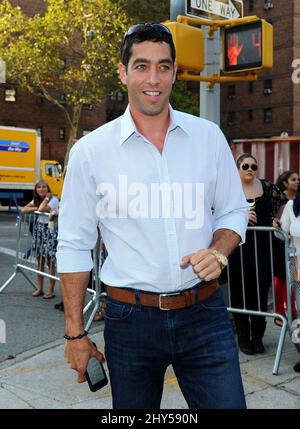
222,20,273,73
163,22,204,72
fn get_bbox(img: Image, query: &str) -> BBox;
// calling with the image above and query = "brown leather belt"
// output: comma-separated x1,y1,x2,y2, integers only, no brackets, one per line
106,279,219,311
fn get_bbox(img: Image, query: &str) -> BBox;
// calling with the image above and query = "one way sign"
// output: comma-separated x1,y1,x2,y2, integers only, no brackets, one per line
186,0,243,20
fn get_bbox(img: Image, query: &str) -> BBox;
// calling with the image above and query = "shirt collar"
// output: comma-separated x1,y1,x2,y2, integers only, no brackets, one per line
119,104,191,145
168,105,191,137
119,105,138,145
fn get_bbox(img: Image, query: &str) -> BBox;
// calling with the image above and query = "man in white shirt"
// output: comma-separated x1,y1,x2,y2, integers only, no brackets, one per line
57,23,248,409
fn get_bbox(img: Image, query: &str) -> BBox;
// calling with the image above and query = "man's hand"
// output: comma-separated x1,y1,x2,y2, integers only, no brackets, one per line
180,249,222,282
64,336,105,383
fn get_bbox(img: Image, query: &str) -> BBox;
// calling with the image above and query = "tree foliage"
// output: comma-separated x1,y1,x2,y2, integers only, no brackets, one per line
0,0,199,166
0,0,129,162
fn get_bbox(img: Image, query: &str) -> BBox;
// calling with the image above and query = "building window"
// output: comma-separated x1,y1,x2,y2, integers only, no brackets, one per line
109,90,125,102
264,0,274,11
59,127,66,141
264,108,272,123
36,91,44,106
248,82,253,94
60,94,67,105
4,87,17,103
263,79,272,95
227,85,236,100
227,111,236,126
248,0,254,12
248,110,253,122
83,104,93,110
116,91,124,102
36,127,43,141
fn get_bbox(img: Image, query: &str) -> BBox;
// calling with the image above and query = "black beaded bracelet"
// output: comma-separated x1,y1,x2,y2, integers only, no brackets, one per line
64,330,88,341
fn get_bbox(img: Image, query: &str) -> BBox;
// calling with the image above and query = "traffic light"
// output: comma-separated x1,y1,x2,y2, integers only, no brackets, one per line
163,22,204,72
222,20,273,73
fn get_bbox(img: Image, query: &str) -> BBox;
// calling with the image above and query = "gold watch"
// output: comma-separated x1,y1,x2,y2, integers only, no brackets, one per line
211,250,228,270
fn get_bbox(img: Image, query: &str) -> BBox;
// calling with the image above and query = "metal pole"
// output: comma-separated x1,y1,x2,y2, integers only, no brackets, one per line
200,27,221,125
170,0,186,21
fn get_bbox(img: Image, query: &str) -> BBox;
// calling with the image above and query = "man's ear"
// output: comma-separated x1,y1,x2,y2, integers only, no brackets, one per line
172,63,178,84
118,62,127,85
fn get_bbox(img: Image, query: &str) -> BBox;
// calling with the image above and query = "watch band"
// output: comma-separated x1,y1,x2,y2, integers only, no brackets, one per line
210,250,228,270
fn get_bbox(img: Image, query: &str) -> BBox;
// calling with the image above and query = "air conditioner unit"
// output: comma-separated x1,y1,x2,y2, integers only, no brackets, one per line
264,88,272,95
264,2,274,10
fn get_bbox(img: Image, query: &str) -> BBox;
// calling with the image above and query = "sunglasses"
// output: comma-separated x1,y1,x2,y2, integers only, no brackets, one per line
241,163,258,171
123,23,172,40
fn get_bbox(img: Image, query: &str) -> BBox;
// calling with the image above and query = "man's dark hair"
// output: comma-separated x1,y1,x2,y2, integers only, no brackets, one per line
121,24,176,69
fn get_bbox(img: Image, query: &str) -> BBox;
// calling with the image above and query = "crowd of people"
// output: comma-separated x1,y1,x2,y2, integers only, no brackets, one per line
221,157,300,373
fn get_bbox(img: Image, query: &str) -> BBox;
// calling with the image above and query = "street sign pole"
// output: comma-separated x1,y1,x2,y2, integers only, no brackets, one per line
200,27,221,125
0,59,6,84
170,0,186,21
170,0,224,125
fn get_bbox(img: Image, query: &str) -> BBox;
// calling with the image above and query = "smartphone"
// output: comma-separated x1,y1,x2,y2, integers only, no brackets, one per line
85,343,108,392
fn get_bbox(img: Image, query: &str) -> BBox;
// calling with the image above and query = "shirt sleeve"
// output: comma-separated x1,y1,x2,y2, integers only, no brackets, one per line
212,126,249,243
48,196,59,211
56,142,99,273
280,201,292,234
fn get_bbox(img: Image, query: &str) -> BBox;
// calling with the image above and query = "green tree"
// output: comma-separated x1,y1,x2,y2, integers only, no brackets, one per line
170,80,199,116
117,0,169,24
0,0,129,165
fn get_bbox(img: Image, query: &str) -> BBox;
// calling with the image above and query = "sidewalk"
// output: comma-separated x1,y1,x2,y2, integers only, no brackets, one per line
0,319,300,409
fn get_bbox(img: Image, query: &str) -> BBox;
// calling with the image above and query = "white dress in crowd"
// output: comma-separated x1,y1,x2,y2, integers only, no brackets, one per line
280,199,300,318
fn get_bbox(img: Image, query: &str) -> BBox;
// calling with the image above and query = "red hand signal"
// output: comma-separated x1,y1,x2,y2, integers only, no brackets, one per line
227,33,244,66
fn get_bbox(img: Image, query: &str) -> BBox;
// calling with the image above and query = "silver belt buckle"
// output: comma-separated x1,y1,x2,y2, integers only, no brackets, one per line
158,292,181,310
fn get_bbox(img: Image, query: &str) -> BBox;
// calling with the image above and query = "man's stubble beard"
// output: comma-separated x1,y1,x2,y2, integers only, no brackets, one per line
135,94,171,117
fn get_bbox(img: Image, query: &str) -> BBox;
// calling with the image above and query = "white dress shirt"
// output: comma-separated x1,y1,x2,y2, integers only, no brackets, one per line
57,105,248,293
280,200,300,255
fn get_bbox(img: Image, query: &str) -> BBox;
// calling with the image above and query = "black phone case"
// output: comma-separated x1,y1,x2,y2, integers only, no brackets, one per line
85,359,108,392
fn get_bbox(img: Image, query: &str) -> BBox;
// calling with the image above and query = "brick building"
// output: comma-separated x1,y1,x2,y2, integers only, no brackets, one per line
221,0,300,141
1,0,126,165
3,0,298,160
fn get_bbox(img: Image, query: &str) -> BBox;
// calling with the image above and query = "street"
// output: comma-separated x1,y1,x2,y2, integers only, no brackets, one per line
0,211,99,363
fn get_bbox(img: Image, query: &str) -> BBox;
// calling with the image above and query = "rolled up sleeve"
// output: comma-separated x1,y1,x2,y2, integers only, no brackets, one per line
212,127,248,243
57,142,99,273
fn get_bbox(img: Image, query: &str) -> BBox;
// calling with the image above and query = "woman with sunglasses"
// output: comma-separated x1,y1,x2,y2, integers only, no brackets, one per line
228,154,286,355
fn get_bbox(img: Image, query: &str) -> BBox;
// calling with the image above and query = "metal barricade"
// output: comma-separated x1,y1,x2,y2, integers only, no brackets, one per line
0,212,99,331
1,216,298,372
83,234,107,331
223,226,295,375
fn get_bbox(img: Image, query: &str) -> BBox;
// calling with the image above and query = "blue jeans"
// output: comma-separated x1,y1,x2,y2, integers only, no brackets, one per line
104,287,246,409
